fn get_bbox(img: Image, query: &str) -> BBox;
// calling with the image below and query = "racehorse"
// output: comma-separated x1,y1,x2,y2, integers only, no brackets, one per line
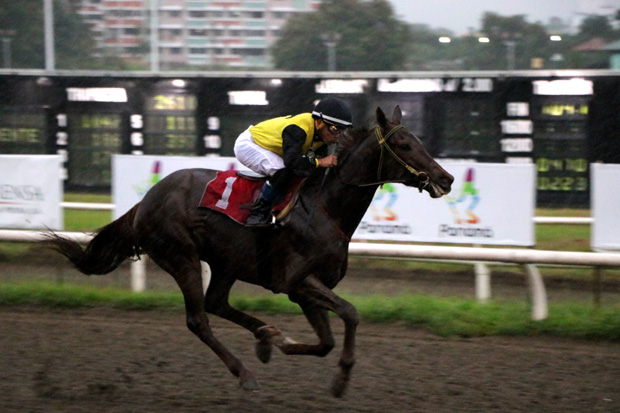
47,106,453,398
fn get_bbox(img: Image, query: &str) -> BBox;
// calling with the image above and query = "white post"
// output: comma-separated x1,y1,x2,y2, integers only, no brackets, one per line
523,264,548,320
474,262,491,303
131,257,147,292
473,244,491,303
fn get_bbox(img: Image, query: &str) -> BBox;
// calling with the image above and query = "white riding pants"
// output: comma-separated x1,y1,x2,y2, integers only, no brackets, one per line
233,127,284,177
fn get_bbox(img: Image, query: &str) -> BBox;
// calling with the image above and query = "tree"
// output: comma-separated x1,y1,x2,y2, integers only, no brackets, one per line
0,0,109,69
452,13,554,70
578,15,615,40
270,0,411,71
562,14,619,69
403,24,457,70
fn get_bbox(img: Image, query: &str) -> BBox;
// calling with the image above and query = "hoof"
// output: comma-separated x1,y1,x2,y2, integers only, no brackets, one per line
255,341,272,364
240,377,261,392
255,325,283,363
330,374,349,398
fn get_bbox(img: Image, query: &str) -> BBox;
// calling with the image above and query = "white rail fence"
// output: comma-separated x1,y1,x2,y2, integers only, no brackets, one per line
2,221,620,321
61,202,114,211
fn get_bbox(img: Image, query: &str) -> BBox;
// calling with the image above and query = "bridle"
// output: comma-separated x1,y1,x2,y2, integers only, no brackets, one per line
371,125,430,192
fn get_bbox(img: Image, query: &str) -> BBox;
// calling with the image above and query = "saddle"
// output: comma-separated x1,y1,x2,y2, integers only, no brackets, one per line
199,170,301,225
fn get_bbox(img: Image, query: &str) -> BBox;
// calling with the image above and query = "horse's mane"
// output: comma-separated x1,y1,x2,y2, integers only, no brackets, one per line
336,124,371,157
299,125,371,190
297,124,375,191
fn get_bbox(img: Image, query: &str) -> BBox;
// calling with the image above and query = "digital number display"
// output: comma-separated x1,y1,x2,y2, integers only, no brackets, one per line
537,175,588,192
143,115,196,154
532,96,590,120
147,95,196,111
68,113,123,186
535,140,588,193
540,104,588,117
78,113,121,129
144,93,197,155
0,109,47,153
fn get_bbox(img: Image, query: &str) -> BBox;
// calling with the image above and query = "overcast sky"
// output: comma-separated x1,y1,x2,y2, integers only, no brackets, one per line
387,0,620,34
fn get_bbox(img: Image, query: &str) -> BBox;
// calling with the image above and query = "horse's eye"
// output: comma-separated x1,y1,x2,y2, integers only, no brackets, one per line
398,144,411,151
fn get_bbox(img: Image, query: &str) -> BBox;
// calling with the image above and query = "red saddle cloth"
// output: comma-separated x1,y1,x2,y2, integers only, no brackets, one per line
199,170,299,224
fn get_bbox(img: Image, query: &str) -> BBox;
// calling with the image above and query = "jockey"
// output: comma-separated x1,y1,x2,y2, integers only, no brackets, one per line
234,97,353,226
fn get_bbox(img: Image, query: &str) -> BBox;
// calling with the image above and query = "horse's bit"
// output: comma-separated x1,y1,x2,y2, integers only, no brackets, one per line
374,125,430,192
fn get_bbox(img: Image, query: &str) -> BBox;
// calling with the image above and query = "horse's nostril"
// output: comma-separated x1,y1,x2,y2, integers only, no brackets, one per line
438,176,454,192
443,175,455,186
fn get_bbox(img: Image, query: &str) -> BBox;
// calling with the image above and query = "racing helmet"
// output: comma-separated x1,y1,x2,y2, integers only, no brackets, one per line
311,97,353,128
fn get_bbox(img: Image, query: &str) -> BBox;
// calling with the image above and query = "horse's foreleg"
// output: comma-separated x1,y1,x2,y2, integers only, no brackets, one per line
287,276,359,398
275,296,335,357
156,257,260,391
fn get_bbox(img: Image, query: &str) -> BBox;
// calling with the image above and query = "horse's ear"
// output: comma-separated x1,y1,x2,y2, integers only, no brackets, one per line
392,105,402,124
376,106,388,127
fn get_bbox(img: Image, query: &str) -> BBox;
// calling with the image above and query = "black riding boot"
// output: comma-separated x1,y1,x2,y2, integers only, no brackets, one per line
246,197,274,225
245,169,295,226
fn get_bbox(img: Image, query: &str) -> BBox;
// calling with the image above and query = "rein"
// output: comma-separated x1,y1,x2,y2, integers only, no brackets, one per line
355,125,430,192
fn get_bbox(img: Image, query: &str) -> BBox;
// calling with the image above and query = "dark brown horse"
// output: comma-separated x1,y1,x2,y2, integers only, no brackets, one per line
47,106,453,397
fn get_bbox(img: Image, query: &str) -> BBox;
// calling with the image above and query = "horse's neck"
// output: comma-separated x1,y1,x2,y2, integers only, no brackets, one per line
326,185,377,239
314,136,382,238
311,174,378,239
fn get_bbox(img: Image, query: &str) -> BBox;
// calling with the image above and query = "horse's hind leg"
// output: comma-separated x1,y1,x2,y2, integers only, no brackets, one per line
152,255,259,391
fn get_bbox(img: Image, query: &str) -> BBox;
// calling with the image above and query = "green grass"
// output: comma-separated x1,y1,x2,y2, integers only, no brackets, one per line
64,193,112,203
65,209,112,232
64,193,112,231
1,281,619,340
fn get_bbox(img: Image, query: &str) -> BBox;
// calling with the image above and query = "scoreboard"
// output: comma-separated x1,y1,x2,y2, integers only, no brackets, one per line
0,72,618,206
531,95,590,205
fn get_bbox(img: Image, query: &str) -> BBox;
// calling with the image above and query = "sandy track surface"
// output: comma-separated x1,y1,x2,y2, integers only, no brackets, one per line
1,305,619,412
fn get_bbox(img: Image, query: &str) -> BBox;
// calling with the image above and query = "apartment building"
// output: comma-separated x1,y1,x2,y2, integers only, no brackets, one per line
71,0,321,68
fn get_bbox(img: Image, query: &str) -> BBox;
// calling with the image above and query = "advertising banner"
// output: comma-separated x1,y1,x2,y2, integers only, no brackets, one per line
591,163,620,250
112,155,248,219
0,155,63,230
113,158,536,246
353,162,536,246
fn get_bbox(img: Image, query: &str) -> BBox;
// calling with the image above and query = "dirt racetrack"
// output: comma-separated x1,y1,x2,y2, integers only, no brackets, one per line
1,304,619,413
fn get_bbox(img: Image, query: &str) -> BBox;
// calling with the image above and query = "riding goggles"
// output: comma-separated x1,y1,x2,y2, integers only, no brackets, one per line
324,120,347,135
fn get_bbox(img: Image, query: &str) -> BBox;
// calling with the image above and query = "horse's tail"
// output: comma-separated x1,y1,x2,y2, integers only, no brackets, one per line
46,204,140,275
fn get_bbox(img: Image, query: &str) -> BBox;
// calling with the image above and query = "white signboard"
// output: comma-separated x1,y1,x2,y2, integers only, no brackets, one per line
112,155,248,220
353,162,536,246
591,163,620,250
0,155,63,230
